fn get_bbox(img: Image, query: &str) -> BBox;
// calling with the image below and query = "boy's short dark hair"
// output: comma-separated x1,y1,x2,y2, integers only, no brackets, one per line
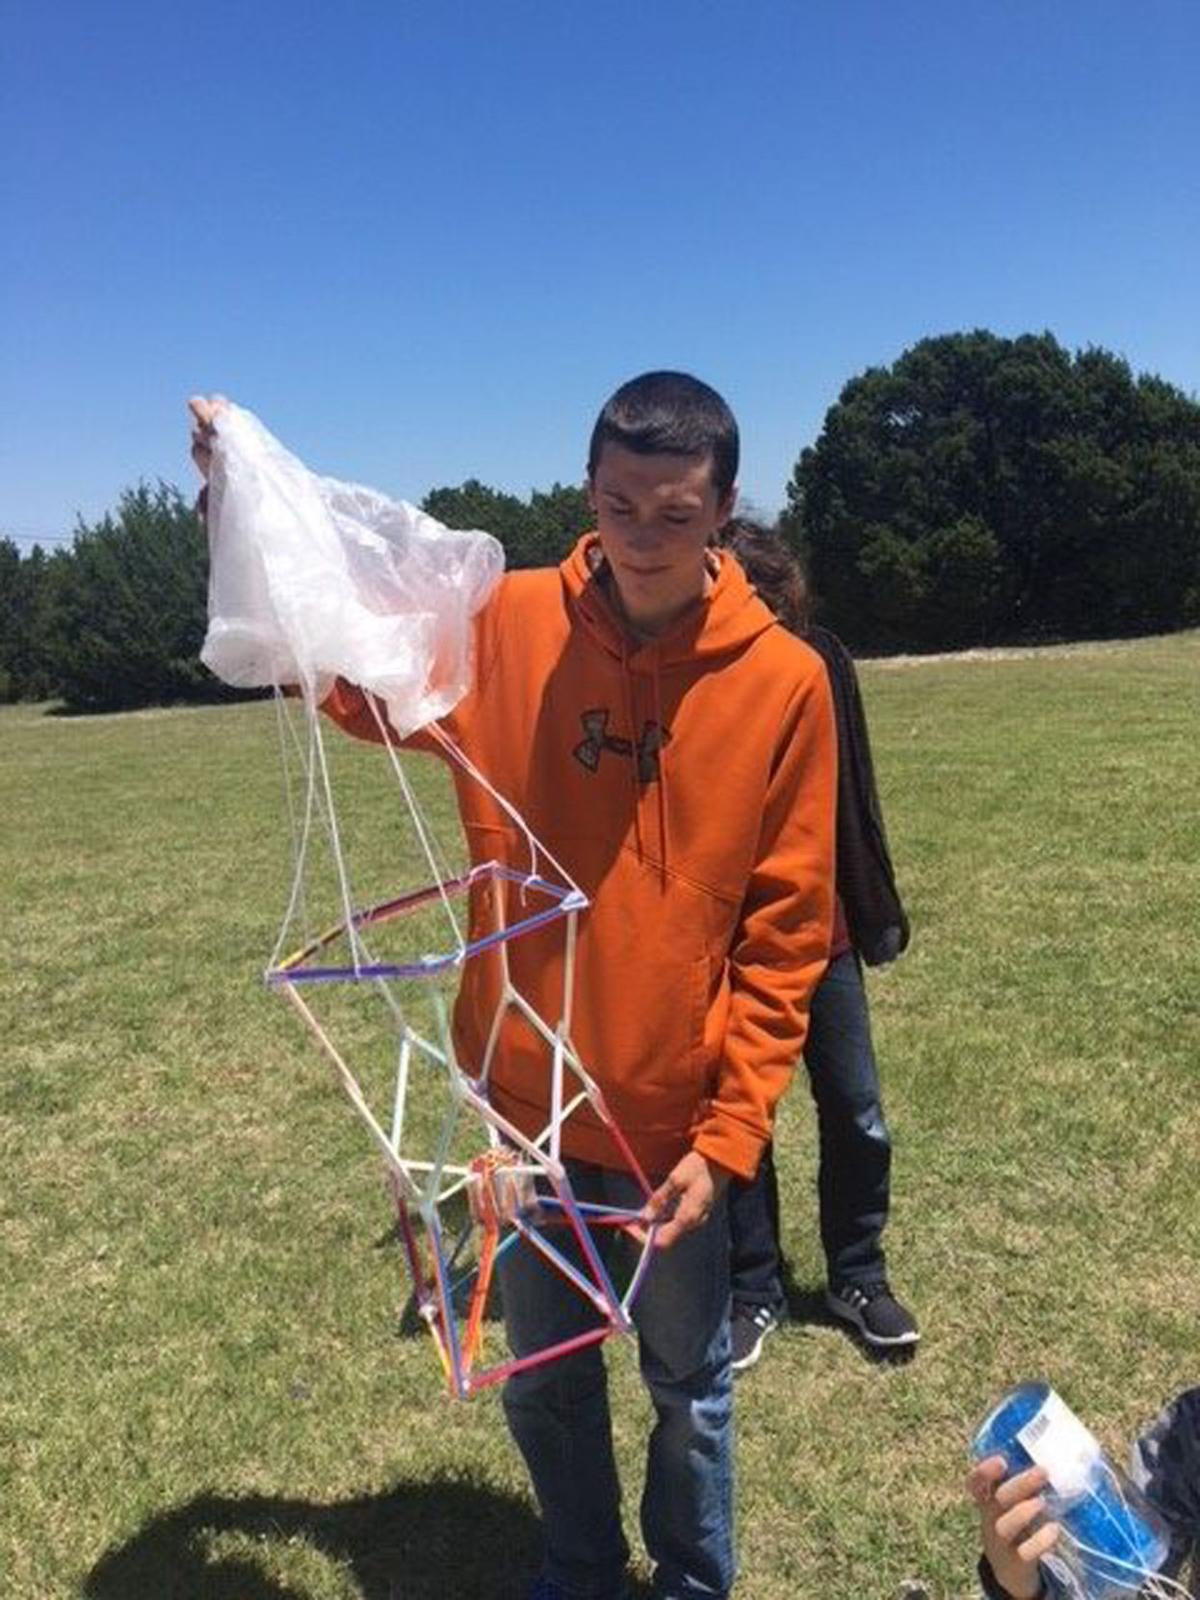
588,371,739,499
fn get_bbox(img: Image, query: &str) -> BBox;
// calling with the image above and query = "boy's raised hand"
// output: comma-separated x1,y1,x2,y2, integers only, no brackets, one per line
188,394,228,480
968,1455,1058,1599
641,1151,728,1251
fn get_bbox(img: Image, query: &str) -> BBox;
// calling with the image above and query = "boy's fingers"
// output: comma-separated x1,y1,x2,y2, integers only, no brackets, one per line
642,1175,679,1224
644,1179,688,1247
967,1457,1008,1502
649,1212,683,1249
188,396,217,433
641,1153,716,1248
188,394,229,431
653,1211,695,1250
994,1465,1049,1509
188,396,232,481
1017,1520,1060,1563
650,1189,709,1250
994,1495,1046,1545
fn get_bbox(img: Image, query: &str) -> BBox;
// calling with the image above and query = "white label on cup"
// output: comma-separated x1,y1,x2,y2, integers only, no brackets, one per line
1017,1389,1102,1498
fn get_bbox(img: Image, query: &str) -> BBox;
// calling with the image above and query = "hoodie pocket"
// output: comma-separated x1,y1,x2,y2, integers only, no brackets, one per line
629,948,711,1099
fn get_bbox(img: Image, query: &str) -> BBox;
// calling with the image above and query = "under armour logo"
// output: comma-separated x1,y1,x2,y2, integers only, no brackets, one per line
573,710,670,783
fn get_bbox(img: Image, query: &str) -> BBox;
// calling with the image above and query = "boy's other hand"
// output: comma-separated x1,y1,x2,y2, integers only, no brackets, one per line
968,1455,1057,1599
467,1155,539,1228
641,1151,728,1251
188,394,228,480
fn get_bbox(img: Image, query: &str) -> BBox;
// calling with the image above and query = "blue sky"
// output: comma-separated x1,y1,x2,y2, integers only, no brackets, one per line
3,0,1197,548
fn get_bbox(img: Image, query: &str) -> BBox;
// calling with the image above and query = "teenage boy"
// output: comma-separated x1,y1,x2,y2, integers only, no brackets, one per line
191,372,837,1600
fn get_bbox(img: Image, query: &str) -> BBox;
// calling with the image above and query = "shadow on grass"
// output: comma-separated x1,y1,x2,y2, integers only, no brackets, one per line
84,1475,544,1600
781,1266,916,1369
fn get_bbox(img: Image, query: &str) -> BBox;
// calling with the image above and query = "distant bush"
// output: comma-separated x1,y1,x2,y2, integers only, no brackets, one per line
40,483,236,713
422,479,591,568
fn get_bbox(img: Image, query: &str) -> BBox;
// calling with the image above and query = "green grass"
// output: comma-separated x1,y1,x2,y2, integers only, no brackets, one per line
2,632,1198,1598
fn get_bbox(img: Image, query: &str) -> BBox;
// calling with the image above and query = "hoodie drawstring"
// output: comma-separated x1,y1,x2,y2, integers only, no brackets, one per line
621,638,670,887
619,638,645,864
651,655,669,888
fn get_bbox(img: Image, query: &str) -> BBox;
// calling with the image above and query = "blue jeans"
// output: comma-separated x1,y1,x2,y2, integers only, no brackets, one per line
729,950,893,1307
498,1161,734,1600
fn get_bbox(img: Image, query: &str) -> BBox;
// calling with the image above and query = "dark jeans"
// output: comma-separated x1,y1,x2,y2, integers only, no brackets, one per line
499,1160,735,1600
728,950,892,1309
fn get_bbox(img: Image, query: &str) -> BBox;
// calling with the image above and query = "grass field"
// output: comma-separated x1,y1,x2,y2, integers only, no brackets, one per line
2,632,1198,1599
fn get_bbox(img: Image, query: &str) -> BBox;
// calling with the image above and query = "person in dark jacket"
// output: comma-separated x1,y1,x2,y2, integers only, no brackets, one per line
717,520,919,1368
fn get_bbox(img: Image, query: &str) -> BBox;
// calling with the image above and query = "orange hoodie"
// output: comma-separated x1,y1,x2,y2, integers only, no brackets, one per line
320,535,837,1182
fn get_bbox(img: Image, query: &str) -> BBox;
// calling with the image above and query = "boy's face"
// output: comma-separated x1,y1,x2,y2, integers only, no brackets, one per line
588,443,736,635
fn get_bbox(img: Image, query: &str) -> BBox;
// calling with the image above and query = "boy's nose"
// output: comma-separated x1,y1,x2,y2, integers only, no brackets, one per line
624,522,662,549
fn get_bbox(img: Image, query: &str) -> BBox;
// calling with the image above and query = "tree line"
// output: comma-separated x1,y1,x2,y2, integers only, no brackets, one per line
3,330,1198,711
0,481,593,712
782,330,1200,651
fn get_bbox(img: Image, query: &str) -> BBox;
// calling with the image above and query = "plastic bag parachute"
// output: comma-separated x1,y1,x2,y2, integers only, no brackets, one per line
199,402,657,1397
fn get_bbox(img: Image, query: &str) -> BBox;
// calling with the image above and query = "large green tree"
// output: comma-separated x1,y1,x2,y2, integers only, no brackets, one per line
783,331,1200,650
42,484,215,713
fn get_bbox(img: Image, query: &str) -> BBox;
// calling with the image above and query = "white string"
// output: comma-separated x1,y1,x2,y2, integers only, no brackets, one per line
269,686,385,974
308,695,369,971
261,680,629,1398
271,688,309,937
268,690,321,972
1057,1454,1190,1598
1062,1531,1191,1599
428,723,586,902
366,695,466,961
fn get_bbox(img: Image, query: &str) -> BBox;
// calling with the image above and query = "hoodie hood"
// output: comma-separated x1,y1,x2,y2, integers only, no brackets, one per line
559,533,784,877
562,533,779,669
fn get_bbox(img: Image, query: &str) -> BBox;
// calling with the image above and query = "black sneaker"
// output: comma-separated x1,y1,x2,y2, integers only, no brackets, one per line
730,1304,780,1373
825,1281,919,1349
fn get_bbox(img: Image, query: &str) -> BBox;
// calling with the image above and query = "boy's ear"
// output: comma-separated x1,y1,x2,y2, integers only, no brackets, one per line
586,475,598,513
717,484,738,523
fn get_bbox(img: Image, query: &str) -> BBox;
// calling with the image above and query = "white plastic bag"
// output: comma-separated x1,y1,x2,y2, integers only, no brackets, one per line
200,403,504,737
